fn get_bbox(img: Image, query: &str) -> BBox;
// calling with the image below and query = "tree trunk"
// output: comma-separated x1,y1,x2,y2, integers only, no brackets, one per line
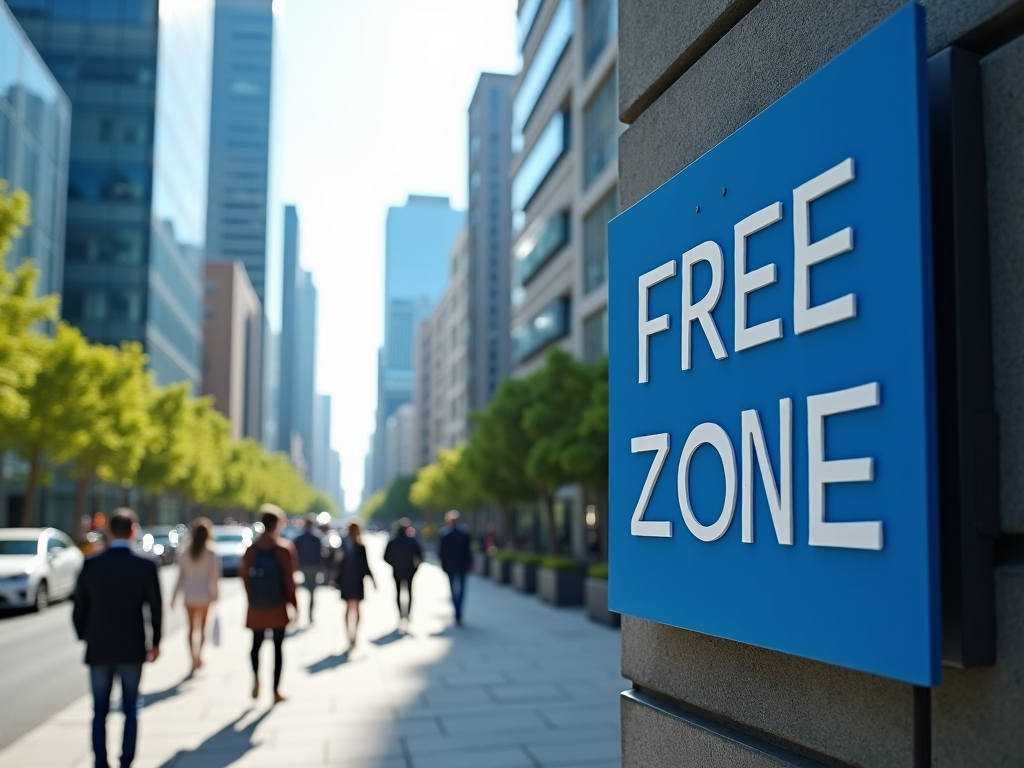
541,492,559,555
74,473,92,539
20,445,42,527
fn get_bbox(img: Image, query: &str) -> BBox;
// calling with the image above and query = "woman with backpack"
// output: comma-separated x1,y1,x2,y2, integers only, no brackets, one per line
241,504,297,703
334,518,375,649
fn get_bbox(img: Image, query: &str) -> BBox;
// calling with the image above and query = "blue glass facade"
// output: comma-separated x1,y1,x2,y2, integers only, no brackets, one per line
512,109,569,228
0,2,70,299
512,0,573,138
515,208,568,287
9,0,214,390
512,295,570,363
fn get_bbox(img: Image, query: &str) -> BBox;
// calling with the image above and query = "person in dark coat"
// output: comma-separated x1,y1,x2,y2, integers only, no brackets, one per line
240,504,297,703
72,507,162,768
383,518,422,626
293,514,326,625
438,510,472,626
335,519,375,648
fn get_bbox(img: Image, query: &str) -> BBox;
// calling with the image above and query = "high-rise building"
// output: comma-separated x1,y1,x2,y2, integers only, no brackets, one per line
508,0,619,555
384,403,415,487
510,0,619,373
369,194,462,493
201,261,262,440
0,2,70,300
311,392,331,494
412,226,470,469
292,268,316,476
277,204,299,453
9,0,216,390
205,0,283,452
467,73,514,410
328,447,343,513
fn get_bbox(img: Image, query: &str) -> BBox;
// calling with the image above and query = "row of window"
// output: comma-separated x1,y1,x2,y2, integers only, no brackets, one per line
5,0,158,25
513,0,574,138
512,109,570,225
513,296,570,364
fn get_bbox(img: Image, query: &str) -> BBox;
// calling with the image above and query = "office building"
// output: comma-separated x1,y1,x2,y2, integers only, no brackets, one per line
369,194,462,493
412,226,470,469
201,261,261,440
510,0,619,372
327,447,343,513
277,205,299,453
384,403,414,487
466,73,514,410
292,268,316,476
0,2,70,300
311,392,332,495
9,0,215,390
508,0,618,554
205,0,283,452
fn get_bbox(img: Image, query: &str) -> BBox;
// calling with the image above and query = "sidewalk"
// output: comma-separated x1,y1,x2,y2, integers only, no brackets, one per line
0,536,624,768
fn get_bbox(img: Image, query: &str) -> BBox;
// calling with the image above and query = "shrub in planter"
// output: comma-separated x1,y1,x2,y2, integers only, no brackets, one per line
489,548,513,583
538,556,584,605
511,552,543,593
585,563,619,627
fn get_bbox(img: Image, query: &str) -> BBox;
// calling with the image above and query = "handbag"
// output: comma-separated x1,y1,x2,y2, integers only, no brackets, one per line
211,614,221,647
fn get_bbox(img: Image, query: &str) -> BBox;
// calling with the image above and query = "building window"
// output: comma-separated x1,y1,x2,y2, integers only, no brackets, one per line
583,188,618,293
513,0,574,138
513,296,570,363
512,110,570,226
583,307,608,362
517,0,544,51
516,209,570,287
583,69,618,187
583,0,617,74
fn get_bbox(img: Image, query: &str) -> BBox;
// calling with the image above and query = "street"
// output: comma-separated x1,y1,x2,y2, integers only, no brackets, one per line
0,565,182,751
0,535,624,767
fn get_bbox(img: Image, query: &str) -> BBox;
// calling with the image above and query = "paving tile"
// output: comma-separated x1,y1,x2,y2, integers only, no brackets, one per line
410,746,535,768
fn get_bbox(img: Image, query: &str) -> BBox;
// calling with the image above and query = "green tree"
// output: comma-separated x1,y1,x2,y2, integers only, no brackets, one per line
411,445,482,514
522,348,597,553
68,342,151,526
10,324,100,525
135,382,193,523
560,357,608,558
369,474,418,524
463,377,536,547
359,489,386,521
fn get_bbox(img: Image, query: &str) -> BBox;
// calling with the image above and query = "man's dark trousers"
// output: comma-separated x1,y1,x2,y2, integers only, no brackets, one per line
447,572,467,622
90,665,142,768
73,546,162,768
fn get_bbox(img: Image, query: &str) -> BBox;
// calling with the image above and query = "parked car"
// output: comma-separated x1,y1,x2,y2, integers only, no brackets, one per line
213,525,253,576
0,528,84,611
137,526,178,566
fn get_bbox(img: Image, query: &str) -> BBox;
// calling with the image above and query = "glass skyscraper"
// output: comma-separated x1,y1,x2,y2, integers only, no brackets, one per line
8,0,214,389
0,1,70,300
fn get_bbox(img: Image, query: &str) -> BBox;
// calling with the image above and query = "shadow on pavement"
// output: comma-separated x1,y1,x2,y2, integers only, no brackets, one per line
141,674,193,709
156,708,271,768
371,629,406,646
305,651,352,674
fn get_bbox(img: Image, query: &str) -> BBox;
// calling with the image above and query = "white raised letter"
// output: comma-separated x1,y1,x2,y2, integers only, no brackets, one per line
638,261,677,383
631,433,672,537
681,242,728,371
678,422,737,542
807,383,882,550
741,399,793,545
734,202,784,352
793,158,856,334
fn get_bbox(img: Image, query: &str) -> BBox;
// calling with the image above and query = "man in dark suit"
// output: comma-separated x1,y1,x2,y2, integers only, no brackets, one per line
73,508,162,768
438,510,472,626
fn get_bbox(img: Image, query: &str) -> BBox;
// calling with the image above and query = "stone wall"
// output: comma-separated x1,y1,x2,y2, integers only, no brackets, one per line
617,1,1024,765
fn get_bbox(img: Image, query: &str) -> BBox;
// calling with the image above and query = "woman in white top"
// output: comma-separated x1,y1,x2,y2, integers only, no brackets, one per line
172,517,220,671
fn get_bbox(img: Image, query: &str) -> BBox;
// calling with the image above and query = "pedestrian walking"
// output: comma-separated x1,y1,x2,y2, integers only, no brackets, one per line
171,517,220,672
72,507,162,768
334,519,375,649
439,510,472,626
240,504,297,704
383,518,422,627
294,514,326,625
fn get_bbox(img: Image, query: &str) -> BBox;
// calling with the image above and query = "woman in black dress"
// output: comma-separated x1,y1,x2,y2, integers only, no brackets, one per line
335,519,375,648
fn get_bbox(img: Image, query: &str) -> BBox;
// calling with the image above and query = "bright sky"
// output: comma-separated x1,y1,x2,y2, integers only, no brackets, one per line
280,1,518,510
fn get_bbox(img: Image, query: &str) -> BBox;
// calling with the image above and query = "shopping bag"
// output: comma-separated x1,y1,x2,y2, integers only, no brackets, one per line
211,614,221,647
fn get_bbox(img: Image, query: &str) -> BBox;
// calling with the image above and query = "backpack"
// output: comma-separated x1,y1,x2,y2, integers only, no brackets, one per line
248,547,285,609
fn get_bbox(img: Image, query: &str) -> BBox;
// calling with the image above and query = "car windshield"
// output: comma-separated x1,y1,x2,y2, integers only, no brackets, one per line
217,533,246,543
0,540,38,556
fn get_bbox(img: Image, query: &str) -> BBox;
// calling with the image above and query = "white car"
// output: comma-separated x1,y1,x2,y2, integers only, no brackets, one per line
212,526,252,576
0,528,84,611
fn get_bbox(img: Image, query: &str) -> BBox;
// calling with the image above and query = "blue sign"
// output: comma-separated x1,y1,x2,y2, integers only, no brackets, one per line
608,5,938,686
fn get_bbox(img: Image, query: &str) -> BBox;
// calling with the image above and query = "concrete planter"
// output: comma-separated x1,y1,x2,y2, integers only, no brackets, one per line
585,578,620,627
490,557,511,584
511,562,537,593
538,566,584,606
